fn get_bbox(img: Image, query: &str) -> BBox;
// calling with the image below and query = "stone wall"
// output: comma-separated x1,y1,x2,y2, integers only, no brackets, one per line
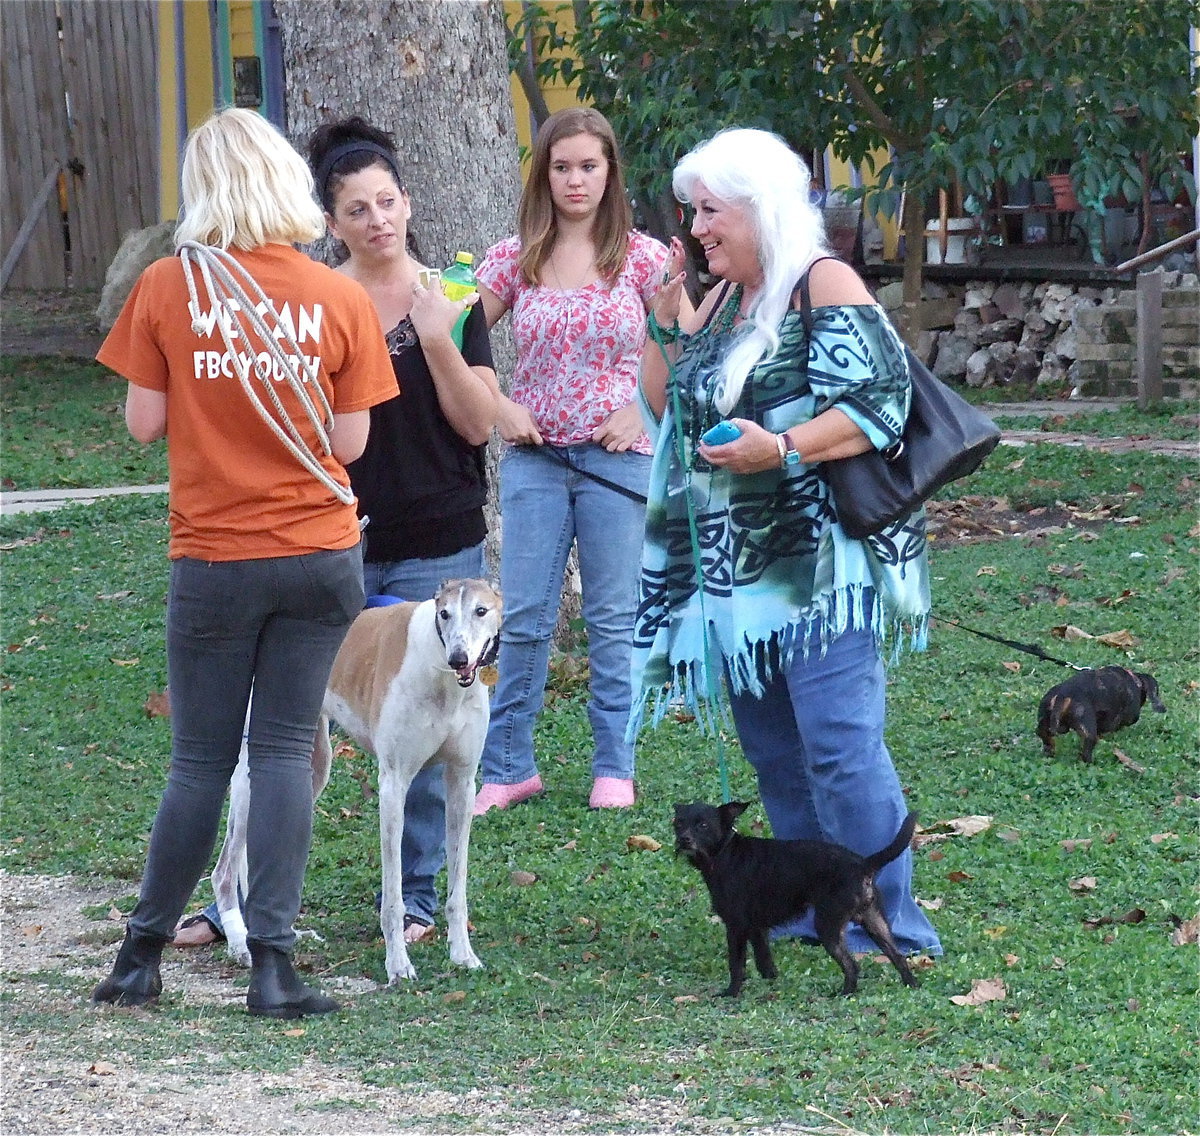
877,268,1199,399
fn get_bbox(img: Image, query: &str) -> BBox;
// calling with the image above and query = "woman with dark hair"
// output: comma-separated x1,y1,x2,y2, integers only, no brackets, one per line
92,108,397,1017
472,107,689,813
307,115,498,940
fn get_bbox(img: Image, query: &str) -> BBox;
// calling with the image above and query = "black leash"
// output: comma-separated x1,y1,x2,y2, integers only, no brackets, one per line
937,617,1087,670
541,444,649,505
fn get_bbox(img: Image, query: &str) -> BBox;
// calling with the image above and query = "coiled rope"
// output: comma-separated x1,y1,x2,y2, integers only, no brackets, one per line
178,241,354,504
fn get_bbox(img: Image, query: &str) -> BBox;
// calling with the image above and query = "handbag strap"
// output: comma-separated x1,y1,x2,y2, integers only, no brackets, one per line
794,254,844,344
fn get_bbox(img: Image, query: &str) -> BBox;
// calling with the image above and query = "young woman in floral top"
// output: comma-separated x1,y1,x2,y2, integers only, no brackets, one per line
474,107,690,812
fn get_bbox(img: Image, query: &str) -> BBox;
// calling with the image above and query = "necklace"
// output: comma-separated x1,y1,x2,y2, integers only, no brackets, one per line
546,250,597,291
710,283,745,335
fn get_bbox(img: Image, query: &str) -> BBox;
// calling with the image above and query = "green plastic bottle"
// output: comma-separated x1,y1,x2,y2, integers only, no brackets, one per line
441,251,477,349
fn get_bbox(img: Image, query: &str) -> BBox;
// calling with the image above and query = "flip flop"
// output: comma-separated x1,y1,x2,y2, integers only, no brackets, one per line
171,912,225,947
403,913,435,944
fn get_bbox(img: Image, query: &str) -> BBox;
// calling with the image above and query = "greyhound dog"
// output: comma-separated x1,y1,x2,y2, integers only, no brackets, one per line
210,578,501,984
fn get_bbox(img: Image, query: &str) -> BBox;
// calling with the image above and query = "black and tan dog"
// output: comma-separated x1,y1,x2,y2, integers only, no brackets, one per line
673,801,920,997
1036,666,1166,763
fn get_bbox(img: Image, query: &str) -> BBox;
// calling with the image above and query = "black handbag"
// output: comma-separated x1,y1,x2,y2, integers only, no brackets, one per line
797,266,1001,540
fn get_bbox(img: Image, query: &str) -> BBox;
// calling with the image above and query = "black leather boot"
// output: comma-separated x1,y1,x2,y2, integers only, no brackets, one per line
246,940,340,1019
92,927,169,1006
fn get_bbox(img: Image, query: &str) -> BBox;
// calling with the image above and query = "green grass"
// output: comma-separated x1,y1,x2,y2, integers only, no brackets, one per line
2,364,1198,1134
986,401,1199,441
1,356,167,490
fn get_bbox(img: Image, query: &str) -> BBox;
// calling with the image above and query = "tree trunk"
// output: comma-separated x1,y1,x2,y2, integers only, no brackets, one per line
898,184,927,347
276,0,521,577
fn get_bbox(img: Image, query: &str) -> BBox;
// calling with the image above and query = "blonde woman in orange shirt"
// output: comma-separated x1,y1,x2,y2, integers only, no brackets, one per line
91,109,397,1019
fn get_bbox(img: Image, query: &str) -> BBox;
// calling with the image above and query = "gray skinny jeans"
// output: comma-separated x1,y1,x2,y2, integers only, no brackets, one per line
127,545,363,952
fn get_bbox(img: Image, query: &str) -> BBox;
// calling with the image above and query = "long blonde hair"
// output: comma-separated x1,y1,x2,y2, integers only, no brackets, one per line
176,108,324,251
517,107,632,287
674,128,830,414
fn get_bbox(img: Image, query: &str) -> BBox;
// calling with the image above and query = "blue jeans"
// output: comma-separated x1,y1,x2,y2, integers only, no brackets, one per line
195,542,483,934
481,444,650,785
131,546,364,952
726,599,942,956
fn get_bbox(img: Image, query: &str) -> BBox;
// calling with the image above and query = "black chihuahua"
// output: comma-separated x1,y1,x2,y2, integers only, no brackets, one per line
673,801,920,997
1037,666,1166,763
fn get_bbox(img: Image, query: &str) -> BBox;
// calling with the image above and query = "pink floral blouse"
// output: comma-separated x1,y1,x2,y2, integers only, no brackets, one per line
478,231,668,454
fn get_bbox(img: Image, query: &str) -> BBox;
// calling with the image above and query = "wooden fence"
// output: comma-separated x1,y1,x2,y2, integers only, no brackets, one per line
2,1,159,291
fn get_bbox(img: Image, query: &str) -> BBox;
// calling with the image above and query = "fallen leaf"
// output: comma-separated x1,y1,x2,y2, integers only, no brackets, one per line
107,906,124,922
96,591,133,601
1149,832,1176,844
1113,749,1145,774
949,976,1007,1007
983,925,1007,939
1069,876,1098,892
110,657,140,667
1002,660,1022,673
21,924,44,939
1126,998,1140,1012
283,1027,305,1037
1003,953,1020,967
917,815,993,843
143,689,171,718
89,1062,118,1076
1060,838,1093,853
1051,624,1093,641
976,565,997,576
946,870,973,883
1095,629,1138,650
673,994,699,1003
558,839,578,851
1096,589,1137,606
917,897,943,910
510,870,538,887
1170,914,1199,946
442,990,467,1004
626,834,661,852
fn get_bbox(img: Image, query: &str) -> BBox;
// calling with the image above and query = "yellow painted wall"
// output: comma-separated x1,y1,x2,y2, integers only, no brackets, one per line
504,1,580,171
156,1,262,221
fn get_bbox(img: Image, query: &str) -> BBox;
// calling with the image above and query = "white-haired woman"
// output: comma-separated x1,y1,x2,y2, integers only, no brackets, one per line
92,108,397,1017
634,127,941,957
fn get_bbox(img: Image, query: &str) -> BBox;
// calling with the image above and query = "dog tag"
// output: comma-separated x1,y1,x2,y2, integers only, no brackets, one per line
479,664,499,687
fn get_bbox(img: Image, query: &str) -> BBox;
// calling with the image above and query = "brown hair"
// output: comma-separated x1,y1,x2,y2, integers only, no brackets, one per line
517,107,632,287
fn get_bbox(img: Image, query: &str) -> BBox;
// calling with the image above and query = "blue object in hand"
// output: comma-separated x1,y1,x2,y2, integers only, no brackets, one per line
700,420,742,446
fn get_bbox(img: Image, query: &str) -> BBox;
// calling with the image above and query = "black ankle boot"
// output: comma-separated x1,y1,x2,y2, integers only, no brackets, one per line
246,940,339,1019
92,927,168,1006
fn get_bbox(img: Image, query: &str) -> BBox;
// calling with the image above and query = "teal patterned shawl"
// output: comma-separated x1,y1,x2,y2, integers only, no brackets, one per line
628,298,930,737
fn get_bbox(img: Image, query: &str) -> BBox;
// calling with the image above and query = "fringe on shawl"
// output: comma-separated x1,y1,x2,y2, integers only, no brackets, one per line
627,583,928,740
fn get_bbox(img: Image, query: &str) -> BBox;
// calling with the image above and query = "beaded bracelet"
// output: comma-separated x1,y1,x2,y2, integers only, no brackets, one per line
647,311,679,344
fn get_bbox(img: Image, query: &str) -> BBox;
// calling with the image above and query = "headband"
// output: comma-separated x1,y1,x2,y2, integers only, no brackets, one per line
314,141,403,204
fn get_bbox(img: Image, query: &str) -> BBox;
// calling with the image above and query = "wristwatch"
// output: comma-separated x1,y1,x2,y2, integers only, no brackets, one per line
780,431,802,467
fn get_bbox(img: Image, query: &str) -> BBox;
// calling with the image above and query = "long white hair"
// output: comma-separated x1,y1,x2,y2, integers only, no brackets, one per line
673,128,830,414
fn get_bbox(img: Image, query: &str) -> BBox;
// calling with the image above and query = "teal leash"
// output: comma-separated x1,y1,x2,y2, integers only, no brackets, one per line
647,316,732,804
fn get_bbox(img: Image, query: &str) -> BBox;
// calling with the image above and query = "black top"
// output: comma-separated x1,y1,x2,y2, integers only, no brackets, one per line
349,301,494,562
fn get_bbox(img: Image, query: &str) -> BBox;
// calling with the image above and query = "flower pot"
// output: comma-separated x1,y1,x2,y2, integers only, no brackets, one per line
923,217,976,264
1047,173,1079,212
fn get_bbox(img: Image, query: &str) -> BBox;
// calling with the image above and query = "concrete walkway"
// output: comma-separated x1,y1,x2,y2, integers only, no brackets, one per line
0,483,168,516
2,400,1192,517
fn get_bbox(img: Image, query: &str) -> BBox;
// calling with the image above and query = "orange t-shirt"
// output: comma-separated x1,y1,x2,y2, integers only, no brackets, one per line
97,244,398,560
